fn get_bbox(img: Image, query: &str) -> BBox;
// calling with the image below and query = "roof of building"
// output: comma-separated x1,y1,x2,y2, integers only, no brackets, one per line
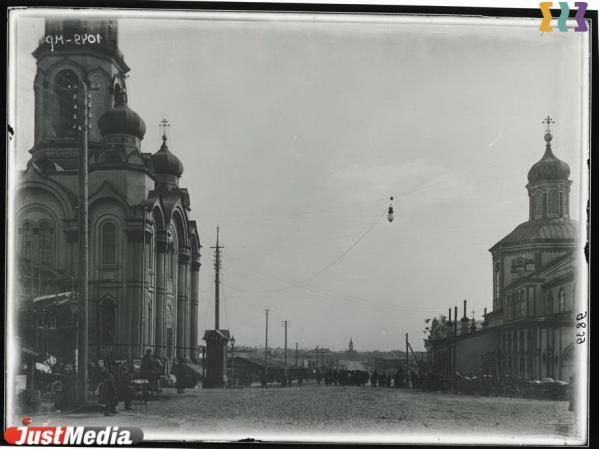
98,96,146,140
527,133,570,184
490,217,578,251
203,329,230,341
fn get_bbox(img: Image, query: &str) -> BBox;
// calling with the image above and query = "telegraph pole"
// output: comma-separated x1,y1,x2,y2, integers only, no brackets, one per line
295,342,298,367
281,320,290,367
405,333,410,388
71,79,98,404
210,227,223,329
264,308,269,382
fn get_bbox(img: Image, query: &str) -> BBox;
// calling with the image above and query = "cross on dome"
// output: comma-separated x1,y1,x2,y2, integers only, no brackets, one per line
159,118,170,141
542,115,555,134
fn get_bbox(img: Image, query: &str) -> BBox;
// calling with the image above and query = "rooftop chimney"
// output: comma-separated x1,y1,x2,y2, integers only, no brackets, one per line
461,299,469,334
454,306,458,336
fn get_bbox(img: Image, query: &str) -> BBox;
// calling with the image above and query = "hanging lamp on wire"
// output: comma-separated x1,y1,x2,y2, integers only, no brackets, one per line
387,196,395,223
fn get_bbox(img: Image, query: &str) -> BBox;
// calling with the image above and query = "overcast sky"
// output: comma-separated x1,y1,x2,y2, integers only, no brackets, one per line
12,11,587,351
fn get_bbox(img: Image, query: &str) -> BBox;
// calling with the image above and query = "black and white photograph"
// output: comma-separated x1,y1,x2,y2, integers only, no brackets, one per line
5,2,592,445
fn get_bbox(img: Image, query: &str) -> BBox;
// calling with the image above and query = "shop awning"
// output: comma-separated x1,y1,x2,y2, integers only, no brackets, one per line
33,291,74,310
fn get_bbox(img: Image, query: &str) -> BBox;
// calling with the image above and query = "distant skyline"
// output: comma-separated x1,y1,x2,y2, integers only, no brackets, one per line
11,11,587,351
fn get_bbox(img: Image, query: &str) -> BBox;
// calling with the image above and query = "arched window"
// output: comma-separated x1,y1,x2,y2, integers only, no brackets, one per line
527,330,533,352
101,222,117,265
113,83,123,107
527,357,533,380
145,299,153,345
535,193,543,215
519,331,524,354
19,221,34,258
53,69,79,138
38,221,55,266
558,288,566,313
546,291,554,315
558,191,563,215
519,290,526,319
548,190,558,214
99,299,116,347
166,304,173,358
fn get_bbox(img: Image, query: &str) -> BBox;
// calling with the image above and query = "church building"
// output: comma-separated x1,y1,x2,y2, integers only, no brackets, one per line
15,18,202,363
428,119,582,381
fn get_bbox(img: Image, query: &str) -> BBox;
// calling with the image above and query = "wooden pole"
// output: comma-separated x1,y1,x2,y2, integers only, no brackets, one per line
77,80,89,403
264,309,269,381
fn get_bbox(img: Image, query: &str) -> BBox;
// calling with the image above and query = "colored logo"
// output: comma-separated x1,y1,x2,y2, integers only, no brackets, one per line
4,418,143,446
539,2,588,32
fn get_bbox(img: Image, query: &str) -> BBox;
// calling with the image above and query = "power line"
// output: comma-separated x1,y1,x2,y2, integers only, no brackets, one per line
223,207,386,295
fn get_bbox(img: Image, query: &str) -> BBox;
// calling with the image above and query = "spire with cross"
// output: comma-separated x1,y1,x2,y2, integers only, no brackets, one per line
159,118,170,142
542,115,555,134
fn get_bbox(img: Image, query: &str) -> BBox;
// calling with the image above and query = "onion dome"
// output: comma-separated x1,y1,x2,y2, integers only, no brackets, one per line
98,91,146,140
527,132,570,183
151,134,184,177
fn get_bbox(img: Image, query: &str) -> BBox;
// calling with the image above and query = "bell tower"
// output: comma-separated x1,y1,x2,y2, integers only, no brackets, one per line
30,18,130,170
526,117,572,221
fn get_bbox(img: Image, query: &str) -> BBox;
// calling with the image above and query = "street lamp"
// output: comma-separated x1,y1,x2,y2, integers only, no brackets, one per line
229,336,236,388
387,196,395,223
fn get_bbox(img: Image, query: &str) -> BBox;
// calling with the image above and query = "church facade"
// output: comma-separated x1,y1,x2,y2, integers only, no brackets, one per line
15,18,202,362
428,121,582,381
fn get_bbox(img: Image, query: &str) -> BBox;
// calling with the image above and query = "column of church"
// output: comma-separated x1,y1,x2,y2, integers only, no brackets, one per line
184,262,191,360
155,236,167,357
176,248,190,359
189,255,200,361
126,229,144,358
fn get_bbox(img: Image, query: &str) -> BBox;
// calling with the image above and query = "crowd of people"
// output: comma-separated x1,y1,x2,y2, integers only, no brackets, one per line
50,349,192,415
313,368,419,388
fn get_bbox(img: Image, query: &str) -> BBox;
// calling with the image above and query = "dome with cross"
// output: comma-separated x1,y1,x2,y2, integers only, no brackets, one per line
527,117,570,184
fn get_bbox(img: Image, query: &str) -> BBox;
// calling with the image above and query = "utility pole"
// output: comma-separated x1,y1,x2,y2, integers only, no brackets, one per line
295,342,298,367
210,227,223,329
405,333,409,383
71,79,98,404
264,308,269,382
281,320,290,367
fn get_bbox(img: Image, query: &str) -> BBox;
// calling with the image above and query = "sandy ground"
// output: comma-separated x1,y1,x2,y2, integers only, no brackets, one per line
23,384,584,445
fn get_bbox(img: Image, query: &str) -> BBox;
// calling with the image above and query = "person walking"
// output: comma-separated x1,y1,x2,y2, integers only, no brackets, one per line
99,369,117,416
116,364,134,411
370,370,378,387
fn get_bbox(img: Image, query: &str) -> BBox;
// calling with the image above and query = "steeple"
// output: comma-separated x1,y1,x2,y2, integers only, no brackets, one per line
151,119,184,190
30,18,130,169
526,117,572,221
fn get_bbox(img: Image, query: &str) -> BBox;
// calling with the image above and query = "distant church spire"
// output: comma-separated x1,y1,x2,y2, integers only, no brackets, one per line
349,338,354,352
